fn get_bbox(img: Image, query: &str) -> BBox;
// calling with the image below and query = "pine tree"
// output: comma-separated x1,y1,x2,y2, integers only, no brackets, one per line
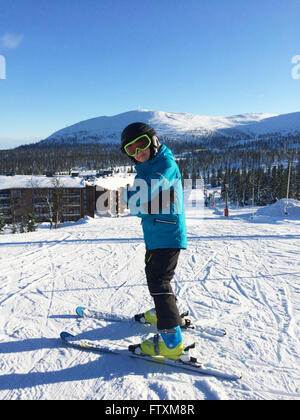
211,168,217,188
295,153,300,200
27,212,37,232
0,212,5,231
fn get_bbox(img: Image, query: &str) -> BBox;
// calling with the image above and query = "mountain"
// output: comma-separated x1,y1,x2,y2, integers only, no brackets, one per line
39,109,300,146
221,111,300,137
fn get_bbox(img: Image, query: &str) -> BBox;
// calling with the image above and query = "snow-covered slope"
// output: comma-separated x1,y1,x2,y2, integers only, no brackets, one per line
0,194,299,400
41,109,300,145
222,111,300,137
256,198,300,218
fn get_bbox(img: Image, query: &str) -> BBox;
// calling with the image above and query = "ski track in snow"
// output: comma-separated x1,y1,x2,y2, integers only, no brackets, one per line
0,203,300,400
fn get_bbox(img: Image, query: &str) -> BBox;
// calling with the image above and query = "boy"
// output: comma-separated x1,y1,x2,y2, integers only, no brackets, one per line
121,122,187,360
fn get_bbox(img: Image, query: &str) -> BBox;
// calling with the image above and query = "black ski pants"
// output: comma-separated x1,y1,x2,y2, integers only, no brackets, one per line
145,248,181,330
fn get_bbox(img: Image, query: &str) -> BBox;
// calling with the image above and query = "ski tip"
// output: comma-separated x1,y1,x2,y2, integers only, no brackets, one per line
76,306,86,317
60,331,74,341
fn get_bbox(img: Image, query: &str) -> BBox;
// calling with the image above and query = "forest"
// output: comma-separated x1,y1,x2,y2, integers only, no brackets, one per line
0,133,299,208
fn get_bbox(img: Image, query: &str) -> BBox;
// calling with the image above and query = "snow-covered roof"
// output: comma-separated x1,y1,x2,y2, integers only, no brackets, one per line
86,175,135,191
0,175,85,189
0,174,136,191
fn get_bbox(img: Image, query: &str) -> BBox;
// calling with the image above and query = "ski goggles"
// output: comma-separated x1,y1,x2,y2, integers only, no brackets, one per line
123,134,152,157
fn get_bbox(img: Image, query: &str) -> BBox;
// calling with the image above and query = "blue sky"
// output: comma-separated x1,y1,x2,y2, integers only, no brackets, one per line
0,0,300,148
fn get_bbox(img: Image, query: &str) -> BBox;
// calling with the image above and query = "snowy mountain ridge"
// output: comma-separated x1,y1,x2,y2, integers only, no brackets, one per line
40,109,300,146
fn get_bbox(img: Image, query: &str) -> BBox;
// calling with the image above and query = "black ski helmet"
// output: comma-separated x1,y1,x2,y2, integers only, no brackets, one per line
121,122,161,162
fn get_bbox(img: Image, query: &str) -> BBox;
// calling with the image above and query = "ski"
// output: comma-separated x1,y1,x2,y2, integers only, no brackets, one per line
60,331,241,381
75,306,226,338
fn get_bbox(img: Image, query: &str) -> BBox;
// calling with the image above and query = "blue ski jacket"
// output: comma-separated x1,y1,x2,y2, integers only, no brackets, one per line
125,145,187,251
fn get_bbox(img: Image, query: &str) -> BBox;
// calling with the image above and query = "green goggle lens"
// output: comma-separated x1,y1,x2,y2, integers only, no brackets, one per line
124,134,151,157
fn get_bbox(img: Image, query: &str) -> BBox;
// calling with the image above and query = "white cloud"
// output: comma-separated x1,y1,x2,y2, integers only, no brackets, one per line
0,32,23,49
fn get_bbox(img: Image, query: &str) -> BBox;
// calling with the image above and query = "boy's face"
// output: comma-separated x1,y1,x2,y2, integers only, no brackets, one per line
134,147,151,163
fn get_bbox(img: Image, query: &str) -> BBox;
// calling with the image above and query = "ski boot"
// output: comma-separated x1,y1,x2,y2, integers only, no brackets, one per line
129,326,184,360
134,308,157,325
134,308,194,330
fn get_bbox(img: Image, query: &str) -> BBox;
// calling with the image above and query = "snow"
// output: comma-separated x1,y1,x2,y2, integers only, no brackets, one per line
90,174,135,191
0,174,135,192
43,109,283,144
228,111,300,137
0,175,85,189
0,194,300,400
256,199,300,218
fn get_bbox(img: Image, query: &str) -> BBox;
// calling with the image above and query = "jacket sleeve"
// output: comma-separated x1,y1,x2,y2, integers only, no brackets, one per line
122,175,148,218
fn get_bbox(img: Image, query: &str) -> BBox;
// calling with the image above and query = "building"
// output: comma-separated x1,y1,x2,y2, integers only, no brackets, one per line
0,175,89,224
0,173,134,225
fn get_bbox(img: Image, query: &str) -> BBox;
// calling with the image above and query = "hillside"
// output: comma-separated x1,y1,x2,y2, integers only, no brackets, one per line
37,109,300,146
0,194,299,400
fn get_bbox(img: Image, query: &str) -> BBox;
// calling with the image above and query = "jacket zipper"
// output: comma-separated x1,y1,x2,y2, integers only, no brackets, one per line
154,218,177,225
